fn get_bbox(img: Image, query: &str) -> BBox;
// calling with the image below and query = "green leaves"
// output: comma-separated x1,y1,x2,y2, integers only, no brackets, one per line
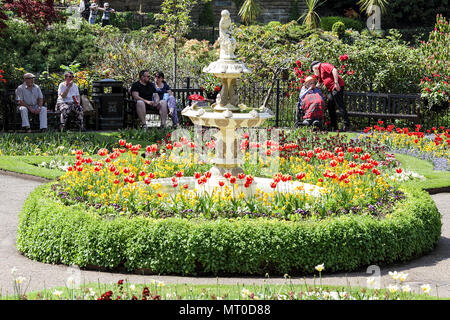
17,184,442,275
238,0,261,26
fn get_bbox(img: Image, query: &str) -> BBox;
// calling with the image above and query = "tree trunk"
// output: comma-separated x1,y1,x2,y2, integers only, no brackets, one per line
261,68,282,109
173,37,177,88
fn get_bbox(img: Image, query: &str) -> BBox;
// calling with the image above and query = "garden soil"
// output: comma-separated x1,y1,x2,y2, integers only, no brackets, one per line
1,171,449,298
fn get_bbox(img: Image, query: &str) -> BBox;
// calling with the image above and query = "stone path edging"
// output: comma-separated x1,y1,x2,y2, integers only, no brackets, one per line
0,172,449,298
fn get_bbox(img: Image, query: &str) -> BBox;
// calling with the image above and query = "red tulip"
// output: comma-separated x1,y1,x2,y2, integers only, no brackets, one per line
296,172,305,180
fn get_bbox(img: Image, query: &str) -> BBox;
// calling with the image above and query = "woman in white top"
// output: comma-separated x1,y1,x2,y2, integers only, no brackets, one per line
56,71,85,131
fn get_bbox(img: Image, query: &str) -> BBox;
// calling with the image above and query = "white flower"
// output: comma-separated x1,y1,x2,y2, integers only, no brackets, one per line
241,288,250,298
129,284,136,291
366,277,376,287
10,267,17,275
388,284,398,293
401,285,411,293
388,271,399,281
53,290,63,298
322,291,330,299
421,284,432,294
339,291,347,299
329,292,339,300
157,281,165,287
66,276,76,287
398,272,408,283
315,263,325,272
15,276,26,284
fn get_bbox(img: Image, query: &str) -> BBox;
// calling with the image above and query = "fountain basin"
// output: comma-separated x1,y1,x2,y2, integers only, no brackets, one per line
141,177,324,199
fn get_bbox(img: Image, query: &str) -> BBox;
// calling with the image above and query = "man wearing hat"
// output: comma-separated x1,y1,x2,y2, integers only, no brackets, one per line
15,73,47,132
311,60,350,131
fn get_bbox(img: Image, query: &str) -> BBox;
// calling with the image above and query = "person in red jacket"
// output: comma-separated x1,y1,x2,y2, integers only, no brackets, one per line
311,60,351,131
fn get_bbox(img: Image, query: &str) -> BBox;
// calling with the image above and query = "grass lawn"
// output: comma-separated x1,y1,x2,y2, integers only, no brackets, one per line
0,156,64,180
394,153,450,190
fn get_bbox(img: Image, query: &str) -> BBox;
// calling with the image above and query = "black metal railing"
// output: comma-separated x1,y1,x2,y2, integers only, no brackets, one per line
2,76,448,131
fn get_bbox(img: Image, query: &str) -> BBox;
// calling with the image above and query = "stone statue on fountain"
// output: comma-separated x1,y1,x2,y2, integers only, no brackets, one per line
218,10,236,60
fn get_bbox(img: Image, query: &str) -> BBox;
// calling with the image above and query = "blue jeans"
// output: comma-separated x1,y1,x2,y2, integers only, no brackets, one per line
167,95,178,125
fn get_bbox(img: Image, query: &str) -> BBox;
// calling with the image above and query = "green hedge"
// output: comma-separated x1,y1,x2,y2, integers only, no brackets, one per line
320,16,364,32
17,184,442,275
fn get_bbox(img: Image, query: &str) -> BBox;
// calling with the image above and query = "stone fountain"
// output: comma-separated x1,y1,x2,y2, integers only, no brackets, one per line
182,10,273,184
178,10,322,198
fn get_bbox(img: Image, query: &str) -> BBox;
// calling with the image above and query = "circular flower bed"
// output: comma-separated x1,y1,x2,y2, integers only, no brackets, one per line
16,128,443,275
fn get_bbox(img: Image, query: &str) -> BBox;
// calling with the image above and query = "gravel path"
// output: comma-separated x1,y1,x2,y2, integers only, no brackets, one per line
0,171,449,298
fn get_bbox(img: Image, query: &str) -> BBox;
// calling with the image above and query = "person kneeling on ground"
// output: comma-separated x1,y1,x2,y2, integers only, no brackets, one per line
295,75,326,128
153,71,179,127
131,70,168,129
15,73,48,133
56,71,85,132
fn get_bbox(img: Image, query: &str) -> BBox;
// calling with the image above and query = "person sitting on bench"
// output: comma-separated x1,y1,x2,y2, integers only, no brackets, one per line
295,75,326,128
56,71,85,132
131,70,168,129
153,71,179,127
15,73,48,133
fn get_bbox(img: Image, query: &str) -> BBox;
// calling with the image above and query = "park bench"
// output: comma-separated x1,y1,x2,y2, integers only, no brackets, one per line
123,87,204,128
0,88,99,131
341,91,421,124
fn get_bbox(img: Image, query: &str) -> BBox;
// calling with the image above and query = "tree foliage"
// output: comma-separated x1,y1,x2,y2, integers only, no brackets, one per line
1,0,62,33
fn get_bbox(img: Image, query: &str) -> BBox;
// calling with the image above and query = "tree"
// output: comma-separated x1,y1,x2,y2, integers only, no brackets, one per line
299,0,323,29
1,0,62,33
155,0,211,87
357,0,389,15
238,0,260,25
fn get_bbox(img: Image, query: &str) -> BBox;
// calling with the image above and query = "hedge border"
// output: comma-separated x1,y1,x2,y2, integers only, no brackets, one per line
16,184,442,276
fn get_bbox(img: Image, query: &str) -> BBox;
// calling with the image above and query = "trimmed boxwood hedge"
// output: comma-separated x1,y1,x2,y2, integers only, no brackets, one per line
320,16,365,32
16,184,442,275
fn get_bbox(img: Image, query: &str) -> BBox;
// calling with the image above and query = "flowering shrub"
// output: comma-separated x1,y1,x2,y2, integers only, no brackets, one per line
199,73,221,97
2,0,63,31
418,14,450,107
0,68,6,85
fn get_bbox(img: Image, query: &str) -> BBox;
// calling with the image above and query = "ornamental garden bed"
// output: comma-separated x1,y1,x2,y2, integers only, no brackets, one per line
14,126,446,275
